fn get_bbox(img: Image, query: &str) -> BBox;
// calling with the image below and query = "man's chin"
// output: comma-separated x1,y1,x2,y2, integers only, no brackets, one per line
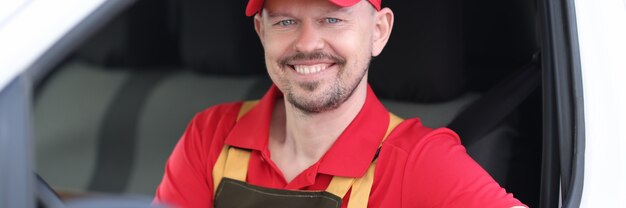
283,82,352,114
287,95,341,114
296,82,320,92
291,102,338,114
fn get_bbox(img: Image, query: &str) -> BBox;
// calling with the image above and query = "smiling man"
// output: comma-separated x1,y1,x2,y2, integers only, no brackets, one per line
154,0,527,207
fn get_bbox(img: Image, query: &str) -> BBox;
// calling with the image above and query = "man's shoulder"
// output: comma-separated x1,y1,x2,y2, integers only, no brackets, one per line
384,117,461,154
181,101,253,148
190,101,247,126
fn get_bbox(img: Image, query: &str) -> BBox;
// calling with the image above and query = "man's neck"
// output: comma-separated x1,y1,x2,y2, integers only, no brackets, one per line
268,79,368,183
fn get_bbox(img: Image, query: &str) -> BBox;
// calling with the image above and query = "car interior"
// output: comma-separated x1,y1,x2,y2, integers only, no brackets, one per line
33,0,543,207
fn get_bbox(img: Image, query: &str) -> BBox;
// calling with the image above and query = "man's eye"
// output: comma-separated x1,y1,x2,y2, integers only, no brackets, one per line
277,20,295,26
325,18,341,24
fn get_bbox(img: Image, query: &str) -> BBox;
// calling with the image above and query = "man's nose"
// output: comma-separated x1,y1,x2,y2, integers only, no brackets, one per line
294,22,325,53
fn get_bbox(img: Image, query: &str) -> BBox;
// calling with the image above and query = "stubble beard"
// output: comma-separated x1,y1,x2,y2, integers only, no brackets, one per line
286,78,346,114
277,52,369,114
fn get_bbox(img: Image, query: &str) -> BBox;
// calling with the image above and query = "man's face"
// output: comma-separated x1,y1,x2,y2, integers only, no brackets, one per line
254,0,381,114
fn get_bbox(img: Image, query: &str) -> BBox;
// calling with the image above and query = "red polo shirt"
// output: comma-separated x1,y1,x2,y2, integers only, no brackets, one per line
155,85,526,207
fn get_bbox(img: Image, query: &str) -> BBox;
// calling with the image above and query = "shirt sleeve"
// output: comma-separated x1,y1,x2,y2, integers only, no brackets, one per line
402,128,527,207
154,112,213,207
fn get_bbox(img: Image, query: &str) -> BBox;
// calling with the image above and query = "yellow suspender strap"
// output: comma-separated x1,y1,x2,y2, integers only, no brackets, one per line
212,100,259,196
222,147,251,181
347,160,378,208
212,145,228,196
212,147,252,197
237,100,259,121
325,113,404,208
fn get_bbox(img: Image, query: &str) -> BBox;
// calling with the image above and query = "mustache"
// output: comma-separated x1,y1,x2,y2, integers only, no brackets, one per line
278,52,346,67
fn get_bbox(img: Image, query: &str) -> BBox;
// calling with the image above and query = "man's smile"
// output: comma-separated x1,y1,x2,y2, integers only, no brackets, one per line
279,52,346,77
290,63,334,75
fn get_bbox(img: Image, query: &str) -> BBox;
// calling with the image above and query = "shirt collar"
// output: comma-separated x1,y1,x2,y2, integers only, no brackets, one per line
224,84,390,178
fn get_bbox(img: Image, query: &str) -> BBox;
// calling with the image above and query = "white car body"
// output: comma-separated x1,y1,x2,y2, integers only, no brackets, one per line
575,0,626,207
1,0,625,207
0,0,106,89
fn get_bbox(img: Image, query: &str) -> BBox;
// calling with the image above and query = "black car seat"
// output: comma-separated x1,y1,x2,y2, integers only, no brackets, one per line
369,0,542,206
460,0,542,206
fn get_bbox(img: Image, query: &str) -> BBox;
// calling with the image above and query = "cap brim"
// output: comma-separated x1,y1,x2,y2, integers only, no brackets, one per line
329,0,381,10
246,0,380,17
328,0,361,7
246,0,264,16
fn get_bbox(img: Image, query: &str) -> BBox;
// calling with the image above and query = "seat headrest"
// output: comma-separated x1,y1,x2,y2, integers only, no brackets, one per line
369,0,467,103
370,0,539,101
179,0,265,75
463,0,539,91
75,0,179,68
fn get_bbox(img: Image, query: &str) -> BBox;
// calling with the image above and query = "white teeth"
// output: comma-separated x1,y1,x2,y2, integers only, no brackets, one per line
294,64,328,74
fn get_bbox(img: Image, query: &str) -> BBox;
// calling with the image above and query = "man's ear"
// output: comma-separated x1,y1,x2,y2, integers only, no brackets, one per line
254,13,265,47
372,8,394,57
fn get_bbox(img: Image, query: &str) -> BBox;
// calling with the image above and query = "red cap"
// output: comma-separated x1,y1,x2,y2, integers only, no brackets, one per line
246,0,382,16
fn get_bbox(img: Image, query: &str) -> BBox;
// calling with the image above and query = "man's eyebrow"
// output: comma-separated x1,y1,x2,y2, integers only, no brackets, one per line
265,6,355,18
323,5,354,15
266,12,293,18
